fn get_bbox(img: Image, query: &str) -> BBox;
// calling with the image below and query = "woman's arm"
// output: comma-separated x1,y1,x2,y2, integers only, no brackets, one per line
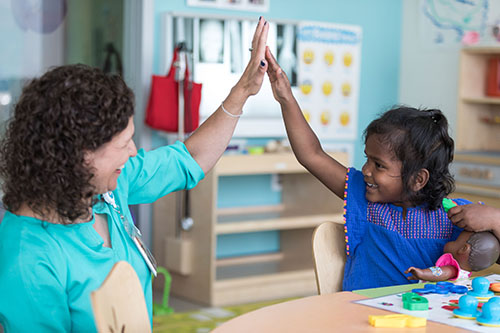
265,47,347,198
448,204,500,241
405,266,458,282
185,18,269,173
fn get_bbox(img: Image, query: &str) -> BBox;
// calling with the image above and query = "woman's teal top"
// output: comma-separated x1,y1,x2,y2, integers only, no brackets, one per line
0,142,204,332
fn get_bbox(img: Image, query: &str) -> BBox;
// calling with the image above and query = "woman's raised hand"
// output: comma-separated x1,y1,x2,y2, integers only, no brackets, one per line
234,17,269,97
265,46,293,105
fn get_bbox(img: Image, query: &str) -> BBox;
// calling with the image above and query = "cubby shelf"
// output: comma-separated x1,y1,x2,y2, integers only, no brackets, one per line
152,151,347,306
451,46,500,212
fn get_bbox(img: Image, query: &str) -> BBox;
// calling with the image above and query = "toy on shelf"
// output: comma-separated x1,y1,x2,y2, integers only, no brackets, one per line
368,314,426,328
476,297,500,327
402,292,429,311
453,295,480,319
468,277,494,301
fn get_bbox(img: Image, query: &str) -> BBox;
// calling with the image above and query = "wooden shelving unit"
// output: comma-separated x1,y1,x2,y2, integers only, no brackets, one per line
152,152,347,306
451,46,500,209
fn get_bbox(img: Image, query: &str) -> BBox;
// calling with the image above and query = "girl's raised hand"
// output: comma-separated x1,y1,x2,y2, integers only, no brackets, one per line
234,17,269,97
265,46,293,105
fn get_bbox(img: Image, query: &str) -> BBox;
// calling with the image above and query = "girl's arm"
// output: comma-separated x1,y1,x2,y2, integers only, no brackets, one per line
265,47,347,199
185,18,269,174
405,266,458,282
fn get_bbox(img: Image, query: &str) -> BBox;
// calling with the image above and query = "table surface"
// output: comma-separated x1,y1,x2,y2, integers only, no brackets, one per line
212,291,471,332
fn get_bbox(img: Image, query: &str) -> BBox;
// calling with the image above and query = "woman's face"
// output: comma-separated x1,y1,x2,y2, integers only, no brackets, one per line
361,134,406,206
85,117,137,194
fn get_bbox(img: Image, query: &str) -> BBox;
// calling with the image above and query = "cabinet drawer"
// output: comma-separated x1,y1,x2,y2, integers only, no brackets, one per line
450,161,500,188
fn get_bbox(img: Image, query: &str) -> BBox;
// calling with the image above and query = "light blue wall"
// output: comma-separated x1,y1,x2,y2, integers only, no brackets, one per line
153,0,403,168
152,0,403,257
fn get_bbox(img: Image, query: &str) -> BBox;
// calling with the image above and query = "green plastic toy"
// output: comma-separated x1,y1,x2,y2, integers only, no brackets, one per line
442,198,457,213
152,267,174,316
402,292,429,311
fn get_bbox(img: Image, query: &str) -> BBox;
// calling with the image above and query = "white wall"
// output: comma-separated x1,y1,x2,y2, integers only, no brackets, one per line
399,0,460,137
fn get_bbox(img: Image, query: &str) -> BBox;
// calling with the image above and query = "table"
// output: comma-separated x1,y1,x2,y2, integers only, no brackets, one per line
212,291,470,332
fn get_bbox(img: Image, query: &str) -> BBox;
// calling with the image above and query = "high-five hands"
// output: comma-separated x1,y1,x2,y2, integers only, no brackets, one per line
265,47,294,105
235,17,269,97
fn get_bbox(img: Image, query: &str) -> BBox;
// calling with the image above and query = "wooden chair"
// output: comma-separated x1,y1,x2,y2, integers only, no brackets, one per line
312,221,347,295
91,261,151,333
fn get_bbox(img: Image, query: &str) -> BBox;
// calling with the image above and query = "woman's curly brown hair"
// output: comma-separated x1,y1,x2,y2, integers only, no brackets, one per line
0,64,134,224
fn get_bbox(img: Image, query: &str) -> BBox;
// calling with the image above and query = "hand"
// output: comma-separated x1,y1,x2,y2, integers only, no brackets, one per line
233,18,269,98
448,203,500,232
405,267,424,281
265,46,294,104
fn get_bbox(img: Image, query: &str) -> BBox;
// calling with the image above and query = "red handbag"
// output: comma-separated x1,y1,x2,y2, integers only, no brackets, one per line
145,47,202,133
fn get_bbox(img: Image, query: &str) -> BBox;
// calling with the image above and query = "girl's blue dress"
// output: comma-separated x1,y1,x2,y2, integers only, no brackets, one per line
342,168,470,291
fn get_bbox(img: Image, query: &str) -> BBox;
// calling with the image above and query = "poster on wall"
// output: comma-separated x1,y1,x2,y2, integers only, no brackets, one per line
296,21,362,140
418,0,500,47
187,0,269,12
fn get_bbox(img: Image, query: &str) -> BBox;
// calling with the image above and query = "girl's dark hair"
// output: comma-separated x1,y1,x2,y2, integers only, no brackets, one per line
364,106,455,210
0,64,134,223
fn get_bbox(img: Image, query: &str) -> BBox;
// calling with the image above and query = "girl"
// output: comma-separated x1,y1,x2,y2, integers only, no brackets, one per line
265,47,471,290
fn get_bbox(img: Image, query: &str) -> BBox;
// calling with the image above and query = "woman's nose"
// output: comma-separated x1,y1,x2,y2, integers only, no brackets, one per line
129,140,138,157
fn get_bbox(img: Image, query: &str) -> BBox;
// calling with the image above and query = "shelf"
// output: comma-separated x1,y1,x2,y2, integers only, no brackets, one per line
462,97,500,105
215,213,344,234
454,151,500,165
216,252,285,267
215,151,347,176
462,46,500,55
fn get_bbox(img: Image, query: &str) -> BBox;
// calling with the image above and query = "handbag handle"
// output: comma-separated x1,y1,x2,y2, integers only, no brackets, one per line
168,46,192,82
103,42,123,76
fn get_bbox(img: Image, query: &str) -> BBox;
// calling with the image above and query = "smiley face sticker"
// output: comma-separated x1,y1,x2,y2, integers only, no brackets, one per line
303,49,315,64
300,80,313,95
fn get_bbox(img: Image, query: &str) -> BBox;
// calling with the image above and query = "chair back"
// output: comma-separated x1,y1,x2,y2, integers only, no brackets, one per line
312,221,346,295
91,261,151,333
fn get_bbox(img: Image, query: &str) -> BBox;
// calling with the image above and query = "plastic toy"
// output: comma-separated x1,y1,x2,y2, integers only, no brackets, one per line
453,295,480,319
476,297,500,327
368,314,426,328
413,282,467,295
468,277,494,300
442,198,457,213
152,267,174,315
450,285,468,294
402,292,429,311
490,282,500,292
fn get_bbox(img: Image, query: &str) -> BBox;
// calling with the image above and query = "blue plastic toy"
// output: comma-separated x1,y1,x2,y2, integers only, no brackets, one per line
477,298,500,327
450,285,468,294
453,295,480,319
413,282,467,295
467,277,494,299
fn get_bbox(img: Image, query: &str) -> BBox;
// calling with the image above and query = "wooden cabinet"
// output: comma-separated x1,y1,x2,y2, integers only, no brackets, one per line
451,47,500,209
152,152,347,306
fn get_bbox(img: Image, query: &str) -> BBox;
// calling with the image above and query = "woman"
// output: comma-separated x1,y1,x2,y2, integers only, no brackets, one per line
0,17,269,333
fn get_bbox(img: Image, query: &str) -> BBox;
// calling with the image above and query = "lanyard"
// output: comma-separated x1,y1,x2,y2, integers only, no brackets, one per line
102,191,157,276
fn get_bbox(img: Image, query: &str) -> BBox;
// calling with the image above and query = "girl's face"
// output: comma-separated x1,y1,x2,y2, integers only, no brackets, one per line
362,134,407,207
85,117,137,194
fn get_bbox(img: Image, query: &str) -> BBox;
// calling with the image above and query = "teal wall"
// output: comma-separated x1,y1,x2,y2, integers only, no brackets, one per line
152,0,403,257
